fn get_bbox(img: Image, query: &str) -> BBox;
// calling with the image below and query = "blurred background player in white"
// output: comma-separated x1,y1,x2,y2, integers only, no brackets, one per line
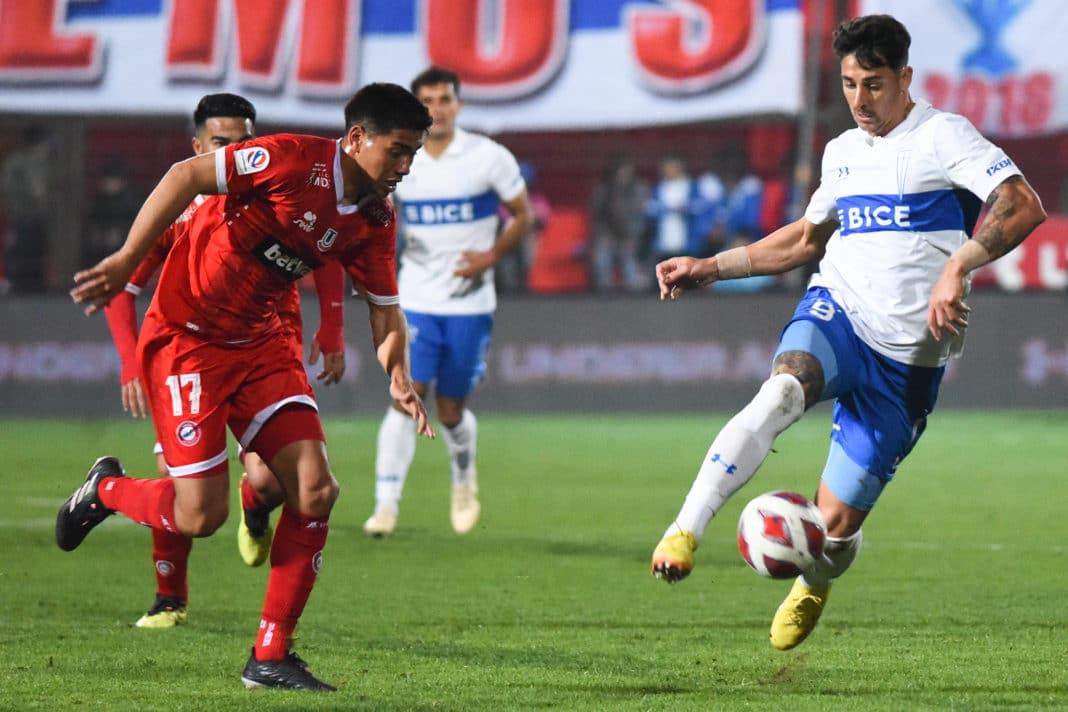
102,93,347,628
649,14,1045,651
364,66,533,537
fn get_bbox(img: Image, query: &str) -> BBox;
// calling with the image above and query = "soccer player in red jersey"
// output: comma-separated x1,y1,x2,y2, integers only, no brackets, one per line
60,83,434,691
102,93,348,629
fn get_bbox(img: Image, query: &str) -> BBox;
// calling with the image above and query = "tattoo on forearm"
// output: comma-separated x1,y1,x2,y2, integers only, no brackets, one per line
975,175,1025,259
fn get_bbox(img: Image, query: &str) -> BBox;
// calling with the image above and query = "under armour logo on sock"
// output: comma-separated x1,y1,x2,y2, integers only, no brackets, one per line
709,453,738,474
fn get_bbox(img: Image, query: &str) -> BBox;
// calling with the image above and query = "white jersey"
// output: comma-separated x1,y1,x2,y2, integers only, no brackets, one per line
804,98,1021,367
393,127,525,315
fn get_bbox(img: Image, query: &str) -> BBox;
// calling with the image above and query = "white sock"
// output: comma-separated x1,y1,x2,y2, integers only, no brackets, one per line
441,409,477,488
374,407,417,513
802,529,862,587
668,373,806,541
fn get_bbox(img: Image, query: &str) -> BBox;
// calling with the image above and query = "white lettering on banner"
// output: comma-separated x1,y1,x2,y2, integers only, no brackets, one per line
0,343,119,382
990,217,1068,290
0,342,362,385
496,342,776,384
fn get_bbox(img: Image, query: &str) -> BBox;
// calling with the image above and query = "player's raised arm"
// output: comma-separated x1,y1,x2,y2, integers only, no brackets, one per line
658,217,836,301
71,152,219,314
927,175,1046,340
366,300,434,438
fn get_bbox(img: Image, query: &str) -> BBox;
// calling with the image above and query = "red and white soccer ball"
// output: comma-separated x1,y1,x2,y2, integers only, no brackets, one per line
737,491,827,579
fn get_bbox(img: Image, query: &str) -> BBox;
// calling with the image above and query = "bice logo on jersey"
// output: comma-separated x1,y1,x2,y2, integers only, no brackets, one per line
255,238,321,281
235,147,270,175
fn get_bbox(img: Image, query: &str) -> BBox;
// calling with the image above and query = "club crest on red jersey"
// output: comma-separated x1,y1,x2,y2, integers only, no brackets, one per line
317,228,338,252
176,420,201,447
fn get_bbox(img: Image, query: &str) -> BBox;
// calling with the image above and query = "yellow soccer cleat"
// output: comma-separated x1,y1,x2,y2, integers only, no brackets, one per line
135,594,187,629
450,481,480,534
651,530,697,583
237,509,273,567
769,577,831,650
363,508,398,538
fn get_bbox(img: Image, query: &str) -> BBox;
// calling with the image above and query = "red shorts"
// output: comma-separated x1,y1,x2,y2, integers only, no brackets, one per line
137,317,319,478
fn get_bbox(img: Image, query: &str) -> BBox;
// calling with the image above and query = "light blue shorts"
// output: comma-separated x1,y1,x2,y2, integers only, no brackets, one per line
774,287,944,510
405,310,493,399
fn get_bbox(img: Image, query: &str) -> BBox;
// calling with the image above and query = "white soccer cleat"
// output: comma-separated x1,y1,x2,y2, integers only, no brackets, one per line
450,480,480,534
363,508,398,538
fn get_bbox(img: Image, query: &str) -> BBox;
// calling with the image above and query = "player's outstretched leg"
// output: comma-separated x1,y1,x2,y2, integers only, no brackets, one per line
443,409,479,534
56,456,125,551
364,407,416,537
238,474,274,567
769,530,861,650
652,374,805,583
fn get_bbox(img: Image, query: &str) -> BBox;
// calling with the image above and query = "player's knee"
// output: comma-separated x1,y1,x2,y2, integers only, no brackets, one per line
180,504,229,537
299,474,339,518
738,373,805,434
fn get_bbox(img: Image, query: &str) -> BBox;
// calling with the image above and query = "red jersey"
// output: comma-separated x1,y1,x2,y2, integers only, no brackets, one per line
146,133,396,344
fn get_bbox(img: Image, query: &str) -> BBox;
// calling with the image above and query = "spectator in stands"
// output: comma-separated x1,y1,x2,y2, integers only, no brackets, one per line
709,145,777,292
590,155,649,291
645,155,699,271
497,160,551,293
84,158,145,269
0,127,52,293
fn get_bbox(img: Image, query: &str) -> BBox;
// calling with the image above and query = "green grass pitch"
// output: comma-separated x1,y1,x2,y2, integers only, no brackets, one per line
2,412,1067,711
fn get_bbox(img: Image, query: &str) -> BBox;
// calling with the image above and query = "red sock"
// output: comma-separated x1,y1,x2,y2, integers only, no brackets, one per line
98,476,178,533
240,475,267,511
151,528,192,603
255,506,329,661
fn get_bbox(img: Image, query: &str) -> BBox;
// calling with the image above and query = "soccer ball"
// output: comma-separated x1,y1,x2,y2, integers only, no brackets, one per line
737,491,827,579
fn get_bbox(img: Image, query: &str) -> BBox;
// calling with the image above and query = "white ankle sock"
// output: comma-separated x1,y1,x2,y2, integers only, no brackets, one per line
374,407,417,512
669,373,805,541
441,409,477,487
802,529,862,587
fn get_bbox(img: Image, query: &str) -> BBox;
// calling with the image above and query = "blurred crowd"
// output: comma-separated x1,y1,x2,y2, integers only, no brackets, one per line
0,121,1065,297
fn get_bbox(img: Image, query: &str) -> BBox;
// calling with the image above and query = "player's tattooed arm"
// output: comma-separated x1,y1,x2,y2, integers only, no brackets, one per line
972,175,1046,261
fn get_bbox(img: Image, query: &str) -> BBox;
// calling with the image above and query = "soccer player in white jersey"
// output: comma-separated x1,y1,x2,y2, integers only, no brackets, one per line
649,14,1046,650
363,66,533,537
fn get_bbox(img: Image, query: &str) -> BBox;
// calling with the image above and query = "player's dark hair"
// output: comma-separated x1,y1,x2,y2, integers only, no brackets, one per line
410,66,461,98
832,14,910,71
193,93,257,130
344,82,432,135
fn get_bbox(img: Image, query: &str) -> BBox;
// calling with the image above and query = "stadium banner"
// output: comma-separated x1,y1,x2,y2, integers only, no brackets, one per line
860,0,1068,137
0,0,802,132
1,292,1066,418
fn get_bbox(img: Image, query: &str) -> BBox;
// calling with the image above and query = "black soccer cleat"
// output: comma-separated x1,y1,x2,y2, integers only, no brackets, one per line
241,649,336,691
55,456,124,552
